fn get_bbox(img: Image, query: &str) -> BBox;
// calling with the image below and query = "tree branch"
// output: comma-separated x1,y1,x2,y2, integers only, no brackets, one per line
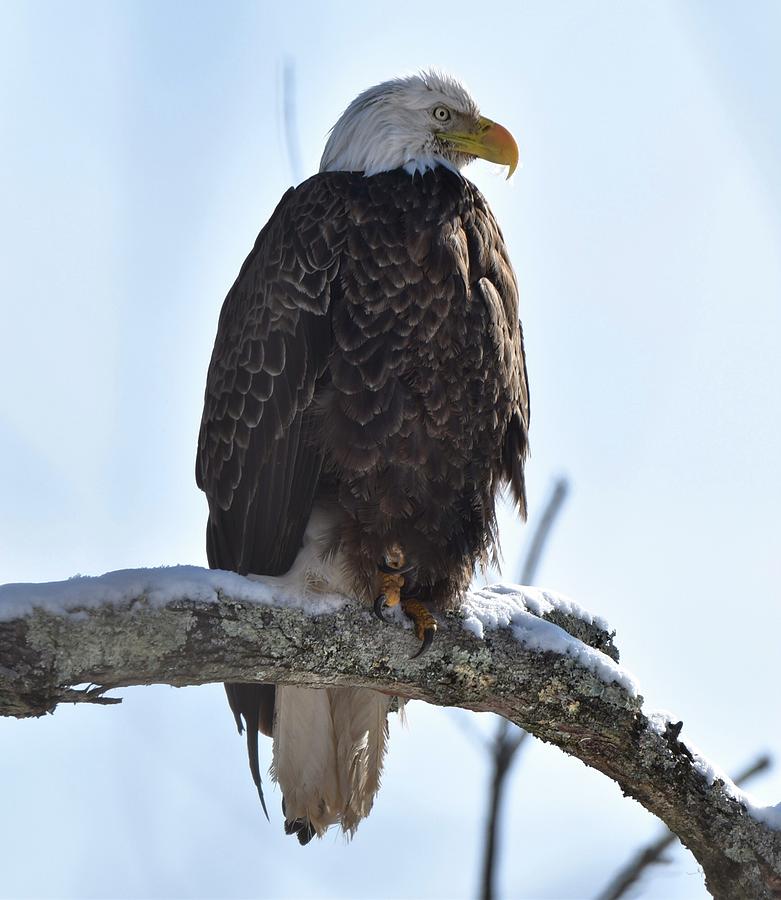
597,754,774,900
1,568,779,898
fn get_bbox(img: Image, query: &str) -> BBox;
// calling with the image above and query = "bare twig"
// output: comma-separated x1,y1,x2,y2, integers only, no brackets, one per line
520,477,570,585
596,754,773,900
281,57,303,184
480,476,570,900
480,720,529,900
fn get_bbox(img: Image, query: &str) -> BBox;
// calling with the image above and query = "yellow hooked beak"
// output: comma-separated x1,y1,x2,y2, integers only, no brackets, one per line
437,116,519,179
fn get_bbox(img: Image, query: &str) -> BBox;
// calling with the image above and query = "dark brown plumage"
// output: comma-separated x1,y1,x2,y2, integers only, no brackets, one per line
196,164,529,837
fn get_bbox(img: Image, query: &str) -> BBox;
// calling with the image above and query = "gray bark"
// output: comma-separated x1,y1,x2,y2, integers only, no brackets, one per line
1,580,779,899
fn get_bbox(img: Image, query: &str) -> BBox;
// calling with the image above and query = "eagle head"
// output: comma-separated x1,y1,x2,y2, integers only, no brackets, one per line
320,70,518,179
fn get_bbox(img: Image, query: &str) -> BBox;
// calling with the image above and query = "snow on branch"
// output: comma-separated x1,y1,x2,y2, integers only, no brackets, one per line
1,566,780,898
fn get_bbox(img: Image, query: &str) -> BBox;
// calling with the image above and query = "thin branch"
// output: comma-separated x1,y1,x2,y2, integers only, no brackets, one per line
480,476,570,900
1,568,779,899
281,58,304,185
596,754,774,900
480,720,529,900
520,477,570,586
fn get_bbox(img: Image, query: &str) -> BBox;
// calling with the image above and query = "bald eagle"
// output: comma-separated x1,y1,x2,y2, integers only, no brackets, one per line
196,71,529,842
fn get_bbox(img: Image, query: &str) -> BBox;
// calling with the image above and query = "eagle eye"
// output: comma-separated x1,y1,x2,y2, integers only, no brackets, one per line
433,106,451,122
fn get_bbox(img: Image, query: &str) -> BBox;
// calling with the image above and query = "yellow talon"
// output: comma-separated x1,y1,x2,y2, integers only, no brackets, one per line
378,571,404,608
401,598,436,640
374,546,407,621
401,598,437,658
374,544,407,622
372,547,434,656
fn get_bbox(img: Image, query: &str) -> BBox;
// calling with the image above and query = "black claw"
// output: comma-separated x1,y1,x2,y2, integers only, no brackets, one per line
374,594,388,622
410,627,435,659
284,816,316,845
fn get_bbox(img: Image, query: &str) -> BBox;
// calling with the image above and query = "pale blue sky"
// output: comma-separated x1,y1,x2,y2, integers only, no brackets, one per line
1,2,780,898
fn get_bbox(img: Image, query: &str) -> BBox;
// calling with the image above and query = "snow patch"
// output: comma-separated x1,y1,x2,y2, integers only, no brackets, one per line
0,565,349,623
461,584,636,696
462,583,610,636
745,798,781,830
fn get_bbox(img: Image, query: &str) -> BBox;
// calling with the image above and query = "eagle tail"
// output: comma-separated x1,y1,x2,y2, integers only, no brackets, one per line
331,687,392,835
271,685,392,839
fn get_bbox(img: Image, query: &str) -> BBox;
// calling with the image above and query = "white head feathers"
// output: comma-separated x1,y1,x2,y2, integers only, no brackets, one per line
320,70,481,178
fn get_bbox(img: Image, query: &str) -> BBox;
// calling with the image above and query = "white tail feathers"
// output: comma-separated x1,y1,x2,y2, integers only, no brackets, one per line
271,685,393,838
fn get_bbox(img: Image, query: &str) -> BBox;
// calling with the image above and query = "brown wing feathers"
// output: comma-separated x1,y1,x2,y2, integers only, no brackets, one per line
197,179,345,813
197,179,343,576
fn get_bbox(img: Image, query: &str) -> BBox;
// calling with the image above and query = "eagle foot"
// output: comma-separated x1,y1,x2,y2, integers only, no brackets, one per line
373,548,407,622
373,571,405,622
401,598,437,658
